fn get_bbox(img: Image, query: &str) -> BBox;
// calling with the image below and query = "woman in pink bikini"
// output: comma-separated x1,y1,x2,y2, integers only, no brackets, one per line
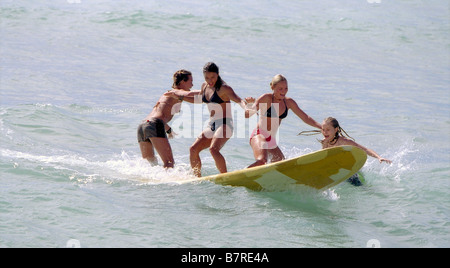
245,74,322,168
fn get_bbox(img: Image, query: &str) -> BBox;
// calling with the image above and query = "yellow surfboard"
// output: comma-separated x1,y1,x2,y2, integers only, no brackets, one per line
183,145,367,191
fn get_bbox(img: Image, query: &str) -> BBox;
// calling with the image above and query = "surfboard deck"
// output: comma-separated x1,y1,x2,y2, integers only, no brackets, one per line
181,145,367,191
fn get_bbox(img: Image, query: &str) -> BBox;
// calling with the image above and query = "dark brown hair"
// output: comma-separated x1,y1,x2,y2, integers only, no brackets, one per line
203,62,223,90
172,69,192,88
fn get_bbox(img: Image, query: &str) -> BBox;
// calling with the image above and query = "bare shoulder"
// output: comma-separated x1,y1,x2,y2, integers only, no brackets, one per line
285,96,296,103
337,136,358,146
160,90,174,101
220,83,234,94
258,93,272,102
201,82,208,92
285,97,300,109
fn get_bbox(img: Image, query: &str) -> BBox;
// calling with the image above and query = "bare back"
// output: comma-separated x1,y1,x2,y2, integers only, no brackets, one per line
322,136,353,149
145,92,182,124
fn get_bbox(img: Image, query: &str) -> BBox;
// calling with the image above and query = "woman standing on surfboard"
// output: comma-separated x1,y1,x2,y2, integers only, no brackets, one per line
137,69,195,168
170,62,251,177
245,74,322,168
189,62,250,177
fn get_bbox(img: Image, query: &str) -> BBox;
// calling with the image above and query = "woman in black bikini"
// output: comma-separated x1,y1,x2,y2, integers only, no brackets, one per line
190,62,249,177
245,74,322,168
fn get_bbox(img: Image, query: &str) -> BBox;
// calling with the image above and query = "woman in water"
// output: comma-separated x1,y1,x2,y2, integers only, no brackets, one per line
245,74,322,168
320,117,392,164
137,69,194,168
300,116,392,185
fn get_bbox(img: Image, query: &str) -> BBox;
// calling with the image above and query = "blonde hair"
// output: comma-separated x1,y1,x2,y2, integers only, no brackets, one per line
270,74,287,88
322,117,354,145
297,117,355,145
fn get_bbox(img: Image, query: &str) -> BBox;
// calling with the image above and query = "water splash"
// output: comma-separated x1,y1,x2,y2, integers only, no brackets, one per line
1,148,196,186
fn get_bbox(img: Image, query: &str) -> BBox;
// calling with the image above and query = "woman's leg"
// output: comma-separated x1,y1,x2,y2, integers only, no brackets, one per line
269,146,285,163
209,128,230,174
149,137,175,168
139,141,158,165
248,134,269,168
190,133,212,177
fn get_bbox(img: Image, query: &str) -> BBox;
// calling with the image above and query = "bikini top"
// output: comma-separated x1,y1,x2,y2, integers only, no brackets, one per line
202,88,229,104
264,98,288,119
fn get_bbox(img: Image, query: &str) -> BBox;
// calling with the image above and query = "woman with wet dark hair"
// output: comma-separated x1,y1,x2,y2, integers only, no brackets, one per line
190,62,250,177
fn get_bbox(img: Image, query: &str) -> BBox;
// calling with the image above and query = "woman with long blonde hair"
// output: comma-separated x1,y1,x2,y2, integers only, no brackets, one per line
299,117,392,186
245,74,322,168
320,117,392,164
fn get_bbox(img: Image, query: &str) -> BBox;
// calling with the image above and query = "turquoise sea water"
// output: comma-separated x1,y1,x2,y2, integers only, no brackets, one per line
1,0,449,247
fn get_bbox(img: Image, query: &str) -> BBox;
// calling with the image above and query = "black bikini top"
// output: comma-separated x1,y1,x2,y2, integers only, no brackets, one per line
202,88,229,104
264,98,288,119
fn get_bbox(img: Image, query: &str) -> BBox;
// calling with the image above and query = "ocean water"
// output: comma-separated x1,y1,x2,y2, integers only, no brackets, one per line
1,0,449,248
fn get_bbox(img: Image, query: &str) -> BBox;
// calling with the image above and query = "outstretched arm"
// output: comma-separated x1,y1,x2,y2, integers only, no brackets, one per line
245,98,258,118
343,139,392,164
222,85,249,109
166,90,202,103
287,98,322,130
245,93,274,118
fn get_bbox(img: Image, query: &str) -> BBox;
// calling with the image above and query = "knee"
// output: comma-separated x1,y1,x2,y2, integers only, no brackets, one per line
255,158,267,166
190,144,199,155
209,146,221,156
270,151,285,163
271,155,284,163
248,158,267,168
